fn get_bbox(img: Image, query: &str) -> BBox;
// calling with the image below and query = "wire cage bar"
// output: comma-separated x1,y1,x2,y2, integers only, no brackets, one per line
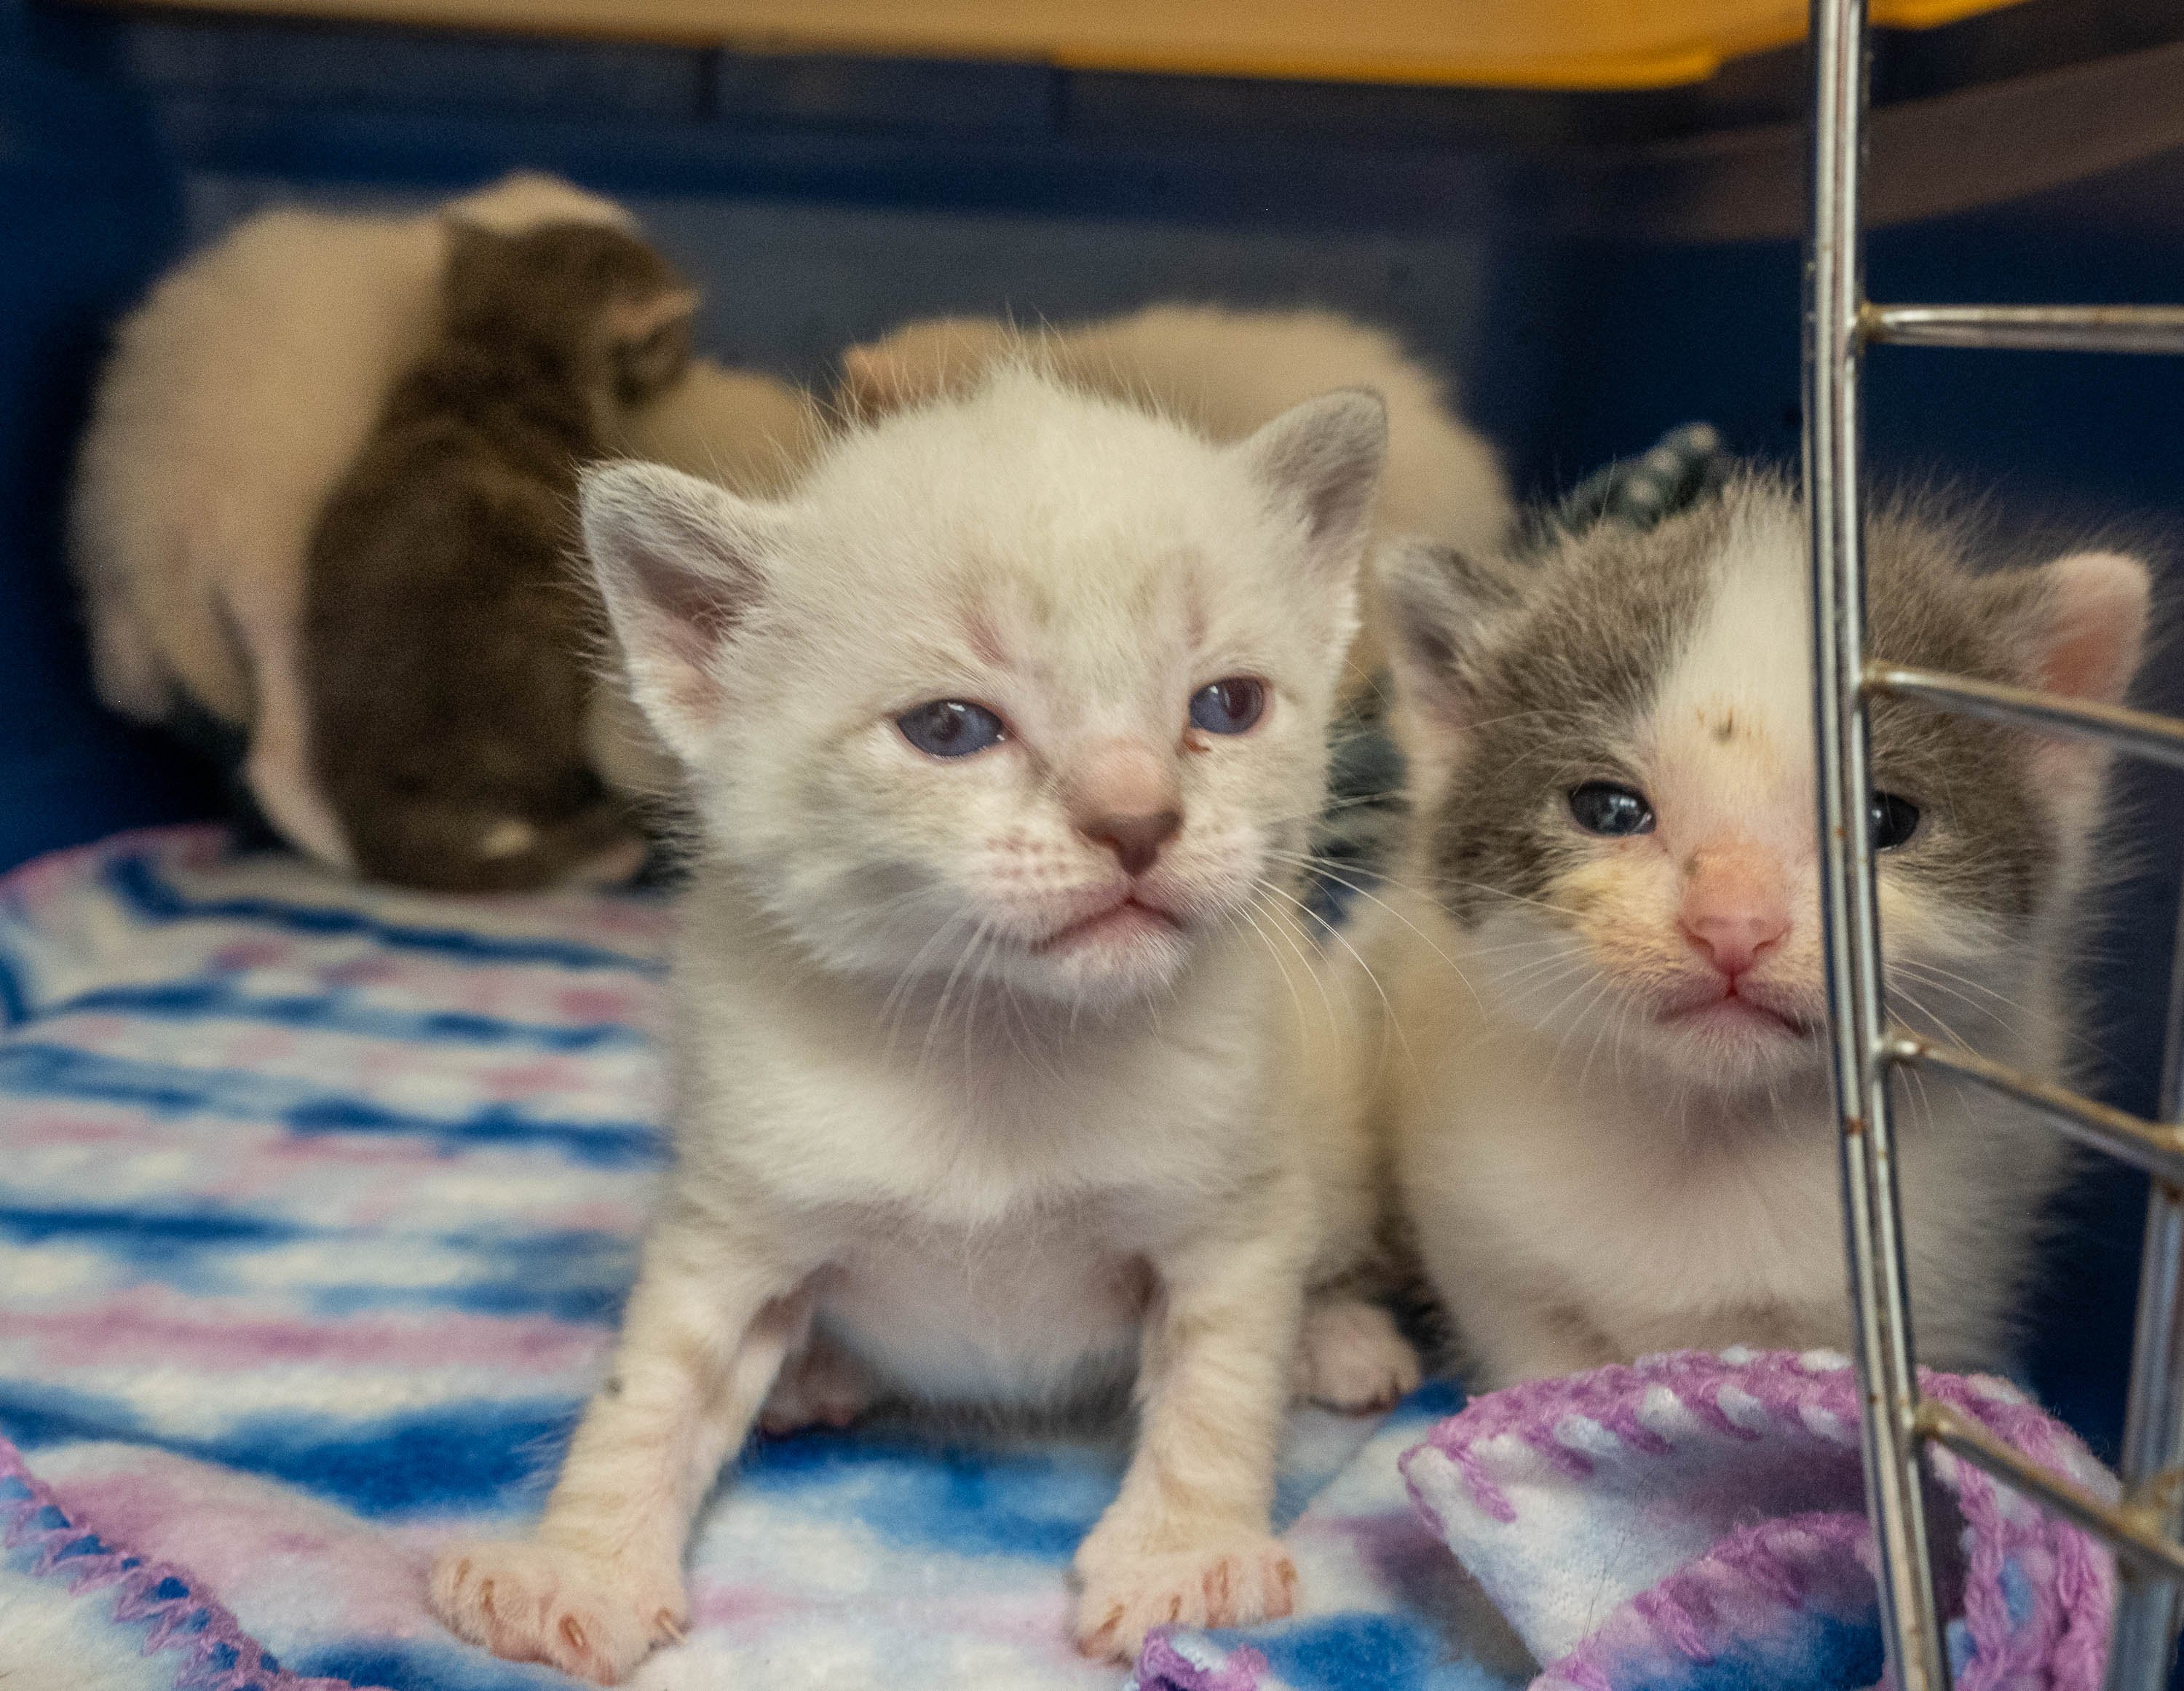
1804,3,2184,1689
1864,304,2184,355
1867,667,2184,771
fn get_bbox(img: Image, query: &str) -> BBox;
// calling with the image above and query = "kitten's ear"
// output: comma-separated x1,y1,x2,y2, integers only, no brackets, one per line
839,320,1010,420
580,461,782,764
2028,551,2150,708
604,285,700,402
1377,538,1520,737
1237,389,1388,579
2019,549,2153,789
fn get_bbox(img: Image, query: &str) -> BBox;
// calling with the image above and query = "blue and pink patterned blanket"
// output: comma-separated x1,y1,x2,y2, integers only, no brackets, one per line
0,828,2118,1691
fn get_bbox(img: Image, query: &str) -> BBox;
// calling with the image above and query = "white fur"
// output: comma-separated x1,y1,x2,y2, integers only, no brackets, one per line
842,304,1514,687
1377,496,2145,1387
427,368,1415,1682
67,173,723,871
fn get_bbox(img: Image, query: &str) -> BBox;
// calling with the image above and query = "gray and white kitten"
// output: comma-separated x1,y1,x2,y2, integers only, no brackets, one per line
1369,470,2150,1387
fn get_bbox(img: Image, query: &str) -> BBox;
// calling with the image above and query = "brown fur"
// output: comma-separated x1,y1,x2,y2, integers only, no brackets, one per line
304,222,697,891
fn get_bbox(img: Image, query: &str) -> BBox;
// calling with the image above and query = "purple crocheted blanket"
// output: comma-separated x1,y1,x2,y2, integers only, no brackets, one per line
1135,1350,2117,1691
1,1435,345,1690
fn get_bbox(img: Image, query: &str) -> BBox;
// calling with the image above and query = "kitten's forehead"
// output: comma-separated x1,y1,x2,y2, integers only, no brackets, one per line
948,550,1213,732
1648,500,1814,850
1484,476,2043,767
781,368,1319,683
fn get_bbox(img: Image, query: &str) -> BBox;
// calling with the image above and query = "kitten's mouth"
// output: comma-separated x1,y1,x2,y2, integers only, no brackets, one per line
1658,983,1812,1039
1034,895,1186,954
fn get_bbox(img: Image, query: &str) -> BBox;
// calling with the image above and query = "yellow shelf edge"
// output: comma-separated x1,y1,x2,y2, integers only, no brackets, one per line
72,0,2043,93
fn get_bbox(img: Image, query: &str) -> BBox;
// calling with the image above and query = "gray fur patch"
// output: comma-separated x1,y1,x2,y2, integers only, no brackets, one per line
1419,472,2061,932
1862,494,2057,923
1426,499,1720,923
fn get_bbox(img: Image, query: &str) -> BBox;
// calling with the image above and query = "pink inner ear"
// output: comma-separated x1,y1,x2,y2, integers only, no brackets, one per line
633,543,744,649
628,542,751,721
2035,552,2150,707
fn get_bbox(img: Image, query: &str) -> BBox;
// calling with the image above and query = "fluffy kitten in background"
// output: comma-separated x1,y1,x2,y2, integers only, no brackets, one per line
304,219,697,892
839,304,1512,689
1369,472,2148,1386
68,173,819,874
427,365,1418,1682
68,173,640,867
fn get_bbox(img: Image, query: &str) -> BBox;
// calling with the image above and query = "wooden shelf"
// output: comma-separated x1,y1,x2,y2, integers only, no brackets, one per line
76,0,2035,90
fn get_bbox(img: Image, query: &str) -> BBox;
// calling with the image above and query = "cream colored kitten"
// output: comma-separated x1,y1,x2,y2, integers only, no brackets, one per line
840,304,1512,689
427,365,1419,1683
1370,472,2148,1387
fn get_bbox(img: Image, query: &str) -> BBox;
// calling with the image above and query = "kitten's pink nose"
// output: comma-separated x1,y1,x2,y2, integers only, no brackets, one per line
1679,847,1790,979
1087,811,1182,877
1069,740,1182,878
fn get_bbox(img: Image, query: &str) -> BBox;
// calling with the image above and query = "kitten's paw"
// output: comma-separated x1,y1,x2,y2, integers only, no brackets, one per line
759,1336,874,1435
1295,1296,1421,1413
1072,1534,1297,1661
428,1538,685,1685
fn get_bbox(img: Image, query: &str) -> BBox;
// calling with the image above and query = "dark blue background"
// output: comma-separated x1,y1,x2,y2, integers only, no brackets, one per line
2,0,2179,1462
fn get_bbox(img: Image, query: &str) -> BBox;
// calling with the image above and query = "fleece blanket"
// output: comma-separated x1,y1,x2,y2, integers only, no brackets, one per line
0,825,1431,1691
0,827,2118,1691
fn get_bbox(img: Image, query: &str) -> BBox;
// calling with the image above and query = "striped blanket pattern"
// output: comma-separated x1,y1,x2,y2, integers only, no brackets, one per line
0,825,1419,1691
0,826,2119,1691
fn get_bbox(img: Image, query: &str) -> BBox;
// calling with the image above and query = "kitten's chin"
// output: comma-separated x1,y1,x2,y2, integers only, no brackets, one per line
1018,902,1198,1005
1632,983,1827,1089
1034,897,1184,957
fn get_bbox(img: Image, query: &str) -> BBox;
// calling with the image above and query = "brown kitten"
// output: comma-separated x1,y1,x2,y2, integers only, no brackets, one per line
304,221,697,892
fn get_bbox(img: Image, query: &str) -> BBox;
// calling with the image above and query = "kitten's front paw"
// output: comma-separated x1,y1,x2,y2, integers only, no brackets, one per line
429,1538,685,1685
1296,1296,1422,1413
1072,1532,1297,1662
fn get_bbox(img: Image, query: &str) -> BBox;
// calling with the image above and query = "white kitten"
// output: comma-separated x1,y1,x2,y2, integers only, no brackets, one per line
1369,472,2148,1387
840,304,1513,689
426,365,1419,1683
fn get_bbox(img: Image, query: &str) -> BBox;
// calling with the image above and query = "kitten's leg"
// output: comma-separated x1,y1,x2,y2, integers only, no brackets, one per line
1456,1283,1621,1388
1294,1292,1421,1413
430,1224,805,1685
759,1330,877,1435
234,589,355,871
1073,1223,1306,1662
82,585,175,721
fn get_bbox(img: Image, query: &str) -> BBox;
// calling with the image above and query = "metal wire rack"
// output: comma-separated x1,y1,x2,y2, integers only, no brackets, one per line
1805,3,2184,1687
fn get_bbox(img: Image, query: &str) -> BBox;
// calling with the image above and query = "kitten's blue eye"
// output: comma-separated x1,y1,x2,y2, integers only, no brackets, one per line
898,700,1007,758
1870,791,1920,850
1190,678,1266,735
1569,782,1655,837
